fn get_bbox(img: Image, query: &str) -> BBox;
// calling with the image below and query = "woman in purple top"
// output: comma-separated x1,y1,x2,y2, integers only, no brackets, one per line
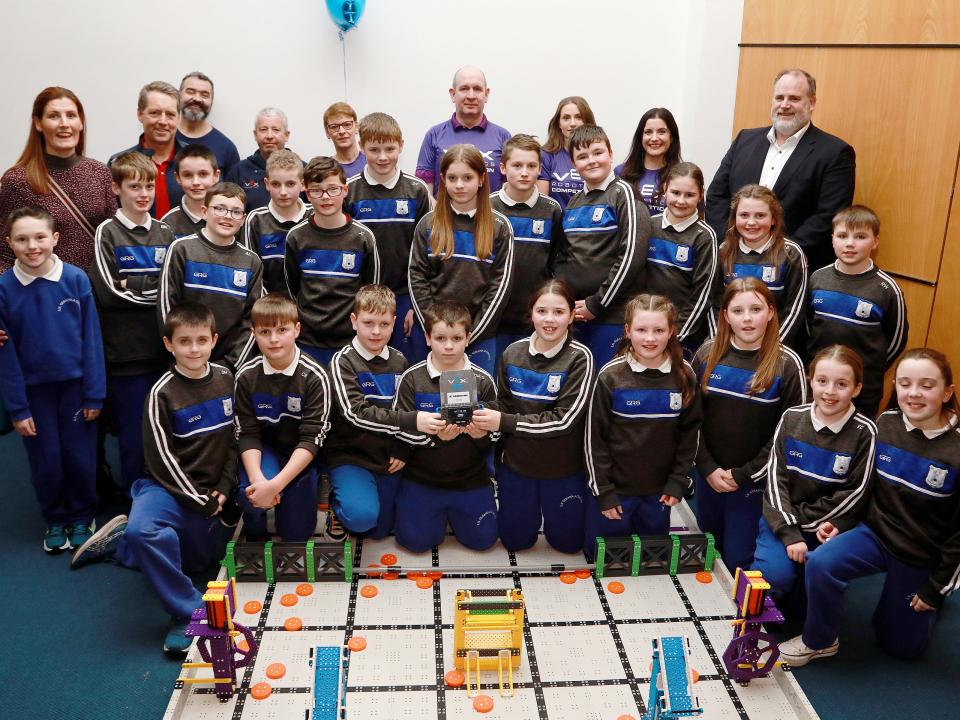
0,87,115,273
537,96,596,212
615,108,682,216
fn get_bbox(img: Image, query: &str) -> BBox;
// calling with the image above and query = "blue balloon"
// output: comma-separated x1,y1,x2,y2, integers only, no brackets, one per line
325,0,366,32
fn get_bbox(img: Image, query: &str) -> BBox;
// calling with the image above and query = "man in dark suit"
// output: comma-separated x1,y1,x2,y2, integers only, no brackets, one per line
706,69,855,271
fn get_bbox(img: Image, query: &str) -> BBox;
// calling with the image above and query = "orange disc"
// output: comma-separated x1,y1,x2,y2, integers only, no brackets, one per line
691,668,700,683
695,571,713,584
243,600,262,614
607,581,626,594
559,572,577,584
427,571,443,580
416,576,434,589
367,563,383,578
266,662,286,679
380,553,398,566
250,682,272,700
616,716,637,720
360,584,379,598
295,583,314,596
347,636,367,652
383,571,399,580
283,616,303,632
473,694,494,713
406,571,425,580
280,593,298,607
235,638,250,652
574,569,592,579
444,669,465,687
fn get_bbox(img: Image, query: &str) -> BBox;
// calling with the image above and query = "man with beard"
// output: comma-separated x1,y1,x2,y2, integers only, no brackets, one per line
175,72,240,177
706,69,855,271
110,81,183,218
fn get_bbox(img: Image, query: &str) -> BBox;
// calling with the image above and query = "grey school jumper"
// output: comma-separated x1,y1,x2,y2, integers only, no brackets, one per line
807,262,908,414
408,210,515,343
764,404,877,546
393,358,498,491
490,189,564,334
159,231,263,369
556,175,651,324
233,349,331,457
327,340,419,471
586,356,702,510
346,170,431,295
90,214,174,375
870,410,960,609
142,363,237,517
161,202,205,240
284,216,380,349
495,334,593,478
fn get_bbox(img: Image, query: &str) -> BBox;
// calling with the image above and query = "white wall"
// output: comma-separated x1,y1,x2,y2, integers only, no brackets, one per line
0,0,744,185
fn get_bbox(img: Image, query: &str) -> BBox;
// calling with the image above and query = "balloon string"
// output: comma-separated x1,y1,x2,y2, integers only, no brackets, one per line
339,29,348,101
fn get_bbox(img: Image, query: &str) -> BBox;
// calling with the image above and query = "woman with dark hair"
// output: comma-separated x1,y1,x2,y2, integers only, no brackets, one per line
615,107,682,215
0,87,115,272
537,96,596,211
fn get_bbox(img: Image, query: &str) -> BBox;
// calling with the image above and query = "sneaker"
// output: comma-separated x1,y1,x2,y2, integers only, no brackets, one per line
163,617,192,657
71,515,127,569
779,635,839,667
43,525,70,553
318,473,332,509
325,508,347,542
67,522,96,550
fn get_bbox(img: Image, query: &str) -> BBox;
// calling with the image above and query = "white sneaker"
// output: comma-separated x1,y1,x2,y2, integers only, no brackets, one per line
779,635,839,667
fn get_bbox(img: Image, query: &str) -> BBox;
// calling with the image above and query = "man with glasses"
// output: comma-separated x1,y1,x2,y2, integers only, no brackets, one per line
416,65,512,195
324,102,366,179
175,72,241,177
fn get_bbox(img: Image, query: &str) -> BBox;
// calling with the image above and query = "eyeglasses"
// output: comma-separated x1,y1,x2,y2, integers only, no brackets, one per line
305,185,345,199
326,121,355,132
209,205,245,220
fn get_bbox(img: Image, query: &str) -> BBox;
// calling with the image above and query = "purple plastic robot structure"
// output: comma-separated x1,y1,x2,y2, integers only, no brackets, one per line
722,568,784,684
178,579,259,702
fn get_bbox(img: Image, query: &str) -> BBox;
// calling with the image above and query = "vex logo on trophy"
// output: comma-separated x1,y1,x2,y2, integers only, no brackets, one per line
440,369,479,426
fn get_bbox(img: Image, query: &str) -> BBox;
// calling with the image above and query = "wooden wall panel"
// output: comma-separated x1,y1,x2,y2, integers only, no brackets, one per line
741,0,960,45
926,178,960,361
880,278,936,409
732,47,960,284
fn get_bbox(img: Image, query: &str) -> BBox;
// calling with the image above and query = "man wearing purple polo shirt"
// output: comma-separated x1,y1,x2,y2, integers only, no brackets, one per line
416,65,512,195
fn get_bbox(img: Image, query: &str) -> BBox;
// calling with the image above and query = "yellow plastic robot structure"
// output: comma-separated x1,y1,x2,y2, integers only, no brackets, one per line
453,588,525,698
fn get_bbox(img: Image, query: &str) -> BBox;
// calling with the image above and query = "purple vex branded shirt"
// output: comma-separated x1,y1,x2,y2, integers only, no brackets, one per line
614,164,665,215
539,149,582,212
416,114,512,194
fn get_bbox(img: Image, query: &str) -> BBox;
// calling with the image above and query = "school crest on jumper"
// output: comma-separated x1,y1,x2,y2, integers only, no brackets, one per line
287,396,302,412
669,392,682,411
855,300,873,319
342,252,356,271
396,200,409,216
547,374,562,393
926,465,948,489
154,246,167,264
833,455,850,475
222,398,233,416
592,207,605,223
675,246,689,263
533,220,545,235
761,266,776,283
232,270,247,288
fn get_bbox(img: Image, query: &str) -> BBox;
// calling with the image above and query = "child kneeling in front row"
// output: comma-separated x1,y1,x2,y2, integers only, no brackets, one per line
583,294,702,560
72,302,239,657
234,293,331,541
0,206,105,553
392,302,499,552
327,285,445,539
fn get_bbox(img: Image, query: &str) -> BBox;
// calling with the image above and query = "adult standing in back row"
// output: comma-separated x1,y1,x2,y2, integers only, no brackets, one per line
0,87,114,273
416,66,512,195
705,69,855,272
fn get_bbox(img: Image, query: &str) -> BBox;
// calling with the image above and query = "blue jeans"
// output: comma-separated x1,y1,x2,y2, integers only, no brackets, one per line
329,464,400,538
237,445,318,541
394,479,498,552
